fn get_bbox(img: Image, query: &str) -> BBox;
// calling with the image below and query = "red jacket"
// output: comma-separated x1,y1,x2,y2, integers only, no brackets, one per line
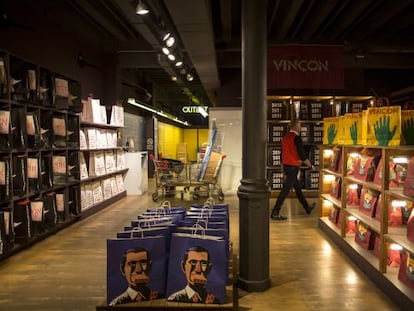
281,131,306,167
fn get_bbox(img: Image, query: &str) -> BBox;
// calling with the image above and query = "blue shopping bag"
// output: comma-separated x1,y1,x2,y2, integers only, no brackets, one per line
166,232,227,304
107,235,167,306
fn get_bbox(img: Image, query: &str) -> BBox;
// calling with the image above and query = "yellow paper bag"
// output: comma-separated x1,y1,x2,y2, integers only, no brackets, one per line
401,110,414,145
323,116,341,145
365,106,401,146
336,116,346,144
343,112,362,145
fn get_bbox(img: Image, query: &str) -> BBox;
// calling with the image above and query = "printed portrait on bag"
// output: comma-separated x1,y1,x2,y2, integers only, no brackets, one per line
109,247,163,306
167,246,220,304
107,238,167,306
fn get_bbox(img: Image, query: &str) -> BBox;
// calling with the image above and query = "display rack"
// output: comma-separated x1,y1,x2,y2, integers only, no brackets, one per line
0,50,82,261
319,144,414,309
79,116,128,219
266,96,330,197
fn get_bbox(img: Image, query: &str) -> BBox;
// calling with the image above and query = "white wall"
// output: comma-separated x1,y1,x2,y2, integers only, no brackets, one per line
209,108,242,195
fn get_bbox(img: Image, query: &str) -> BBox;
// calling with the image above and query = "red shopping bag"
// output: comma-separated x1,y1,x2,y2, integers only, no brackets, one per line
407,208,414,243
328,206,339,224
373,236,401,267
346,184,360,206
403,157,414,197
331,177,341,199
398,250,414,289
359,188,379,217
374,195,403,227
354,221,374,250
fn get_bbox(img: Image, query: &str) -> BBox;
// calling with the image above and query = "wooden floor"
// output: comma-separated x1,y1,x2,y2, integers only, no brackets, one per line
0,191,401,311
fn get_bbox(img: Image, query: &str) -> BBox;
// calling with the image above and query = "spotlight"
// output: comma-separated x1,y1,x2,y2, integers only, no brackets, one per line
175,61,183,67
186,73,194,81
171,76,177,81
162,47,170,55
167,54,176,61
180,68,187,75
136,0,149,15
166,36,175,47
161,31,171,41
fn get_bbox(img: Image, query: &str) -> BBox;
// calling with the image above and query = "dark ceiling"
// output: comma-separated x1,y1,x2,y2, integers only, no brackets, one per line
2,0,414,125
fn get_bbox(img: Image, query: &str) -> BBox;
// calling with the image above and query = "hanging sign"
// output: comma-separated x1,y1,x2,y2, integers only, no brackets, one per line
267,45,344,89
181,106,209,114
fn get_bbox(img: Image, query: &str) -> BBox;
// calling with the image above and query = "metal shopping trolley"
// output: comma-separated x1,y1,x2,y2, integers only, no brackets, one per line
150,154,190,201
190,152,226,201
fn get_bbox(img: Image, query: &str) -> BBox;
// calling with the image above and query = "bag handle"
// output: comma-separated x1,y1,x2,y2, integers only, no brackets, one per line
196,218,208,229
373,97,390,107
403,101,414,110
191,223,206,236
160,200,172,213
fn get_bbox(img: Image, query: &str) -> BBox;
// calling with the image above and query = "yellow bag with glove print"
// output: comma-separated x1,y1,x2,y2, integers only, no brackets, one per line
401,109,414,145
323,116,341,145
364,105,401,146
343,112,362,145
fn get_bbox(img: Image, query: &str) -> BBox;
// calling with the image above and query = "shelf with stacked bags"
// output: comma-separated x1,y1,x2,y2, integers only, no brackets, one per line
318,98,414,309
78,97,128,218
266,96,334,197
0,50,82,261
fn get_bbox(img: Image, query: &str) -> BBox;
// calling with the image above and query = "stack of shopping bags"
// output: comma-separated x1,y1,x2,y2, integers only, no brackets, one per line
106,200,230,306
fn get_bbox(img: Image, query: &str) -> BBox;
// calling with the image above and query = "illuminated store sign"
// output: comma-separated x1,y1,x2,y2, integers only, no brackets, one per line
182,106,209,114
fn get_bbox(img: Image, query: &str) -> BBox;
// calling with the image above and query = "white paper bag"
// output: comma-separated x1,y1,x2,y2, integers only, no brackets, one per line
92,181,103,204
79,152,89,180
116,150,125,170
110,177,118,195
115,174,125,192
81,98,102,124
104,151,115,174
110,105,124,126
79,129,87,150
102,178,112,200
89,151,106,177
85,128,97,150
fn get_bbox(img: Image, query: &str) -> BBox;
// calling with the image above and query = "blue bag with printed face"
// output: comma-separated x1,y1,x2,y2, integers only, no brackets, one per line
106,235,167,306
166,232,227,304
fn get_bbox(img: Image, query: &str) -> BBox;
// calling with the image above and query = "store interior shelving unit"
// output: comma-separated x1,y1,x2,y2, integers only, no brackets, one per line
267,95,360,197
79,118,128,219
319,144,414,309
0,50,82,260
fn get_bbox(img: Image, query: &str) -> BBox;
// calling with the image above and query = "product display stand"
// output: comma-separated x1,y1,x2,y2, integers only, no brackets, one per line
79,106,128,219
319,144,414,309
0,50,82,261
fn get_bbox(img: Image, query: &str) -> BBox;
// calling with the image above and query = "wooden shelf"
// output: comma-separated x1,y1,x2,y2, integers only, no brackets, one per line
79,191,127,220
80,168,129,183
345,207,381,234
385,227,414,254
344,176,382,191
320,168,342,178
318,144,414,309
320,193,342,208
319,218,414,310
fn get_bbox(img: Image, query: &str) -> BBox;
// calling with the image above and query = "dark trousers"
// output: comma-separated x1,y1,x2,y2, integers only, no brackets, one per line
272,165,309,215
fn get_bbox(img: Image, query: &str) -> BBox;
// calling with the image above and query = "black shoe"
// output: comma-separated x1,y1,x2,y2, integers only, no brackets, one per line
271,214,287,220
306,202,316,215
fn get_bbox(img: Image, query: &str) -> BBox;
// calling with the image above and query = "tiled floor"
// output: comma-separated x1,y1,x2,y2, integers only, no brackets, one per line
0,192,401,311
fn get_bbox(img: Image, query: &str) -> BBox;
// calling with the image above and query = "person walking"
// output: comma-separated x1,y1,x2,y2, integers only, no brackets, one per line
270,120,316,220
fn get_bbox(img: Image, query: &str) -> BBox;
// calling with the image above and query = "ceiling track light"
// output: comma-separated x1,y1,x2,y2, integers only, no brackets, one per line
186,73,194,81
161,31,171,41
167,54,176,61
175,61,183,67
162,47,170,55
165,36,175,47
136,0,149,15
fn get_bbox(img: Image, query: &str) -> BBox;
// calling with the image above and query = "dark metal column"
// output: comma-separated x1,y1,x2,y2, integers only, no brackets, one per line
237,0,270,292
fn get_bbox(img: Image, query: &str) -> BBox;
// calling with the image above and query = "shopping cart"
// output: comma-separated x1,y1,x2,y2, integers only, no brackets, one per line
150,154,189,201
189,152,226,201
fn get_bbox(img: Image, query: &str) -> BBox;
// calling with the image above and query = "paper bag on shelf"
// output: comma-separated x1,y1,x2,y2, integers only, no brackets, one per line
88,151,106,177
102,178,112,200
81,98,102,124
